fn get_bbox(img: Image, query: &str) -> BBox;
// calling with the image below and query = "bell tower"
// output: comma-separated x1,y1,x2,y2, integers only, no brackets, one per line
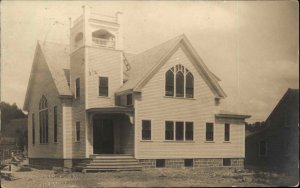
70,6,124,111
70,6,123,52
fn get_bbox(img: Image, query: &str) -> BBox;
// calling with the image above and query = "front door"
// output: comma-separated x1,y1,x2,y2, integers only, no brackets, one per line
93,119,114,154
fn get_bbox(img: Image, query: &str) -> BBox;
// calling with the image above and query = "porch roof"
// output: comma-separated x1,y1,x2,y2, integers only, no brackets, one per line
86,107,134,114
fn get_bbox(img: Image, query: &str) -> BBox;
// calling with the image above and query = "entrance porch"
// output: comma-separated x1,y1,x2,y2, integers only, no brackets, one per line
87,107,134,155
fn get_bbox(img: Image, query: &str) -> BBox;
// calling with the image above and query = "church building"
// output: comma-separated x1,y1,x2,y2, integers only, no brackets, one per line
23,7,250,171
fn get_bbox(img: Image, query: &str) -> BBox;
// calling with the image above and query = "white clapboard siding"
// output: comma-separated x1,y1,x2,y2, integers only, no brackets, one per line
135,46,245,159
70,48,87,158
27,51,63,158
86,47,123,108
62,99,73,158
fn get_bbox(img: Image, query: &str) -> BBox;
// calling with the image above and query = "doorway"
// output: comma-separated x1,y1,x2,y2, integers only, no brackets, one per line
93,119,114,154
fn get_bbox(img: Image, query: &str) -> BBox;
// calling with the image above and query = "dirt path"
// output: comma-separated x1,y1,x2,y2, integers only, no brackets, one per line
1,168,298,187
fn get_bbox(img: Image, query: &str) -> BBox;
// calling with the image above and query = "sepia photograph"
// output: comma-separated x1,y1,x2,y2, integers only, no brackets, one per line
0,0,299,187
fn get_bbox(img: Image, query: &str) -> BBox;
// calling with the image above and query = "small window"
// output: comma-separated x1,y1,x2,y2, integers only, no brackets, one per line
259,141,267,156
184,159,193,167
32,114,35,145
75,78,80,98
224,123,230,141
99,77,109,96
142,120,151,140
206,123,214,141
53,106,58,143
156,159,165,168
223,158,231,166
176,122,184,140
185,122,194,141
165,121,174,140
126,94,132,106
75,121,80,142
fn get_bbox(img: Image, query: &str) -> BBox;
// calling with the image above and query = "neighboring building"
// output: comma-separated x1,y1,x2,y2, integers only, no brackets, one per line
245,89,299,175
23,7,250,170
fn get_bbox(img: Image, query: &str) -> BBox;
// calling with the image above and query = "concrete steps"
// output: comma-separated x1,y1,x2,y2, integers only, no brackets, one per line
74,154,142,172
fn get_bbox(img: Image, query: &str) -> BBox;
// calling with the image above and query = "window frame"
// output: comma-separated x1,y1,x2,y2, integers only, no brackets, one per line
165,69,174,96
53,106,58,143
224,123,230,142
165,64,194,99
126,94,133,106
32,113,35,145
206,123,214,142
156,159,165,168
99,76,109,97
184,159,194,167
165,121,174,140
39,96,48,144
223,158,231,166
75,121,80,142
165,121,194,142
141,120,151,140
185,72,194,98
185,122,194,141
75,78,80,98
175,121,184,141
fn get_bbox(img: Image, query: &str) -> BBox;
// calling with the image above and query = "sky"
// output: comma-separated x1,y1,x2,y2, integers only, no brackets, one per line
1,1,299,123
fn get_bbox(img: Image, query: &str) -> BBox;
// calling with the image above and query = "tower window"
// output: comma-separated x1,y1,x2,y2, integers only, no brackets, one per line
75,78,80,98
99,77,109,96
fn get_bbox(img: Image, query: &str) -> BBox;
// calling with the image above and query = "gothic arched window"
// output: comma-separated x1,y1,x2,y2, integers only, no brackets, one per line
39,96,48,144
165,64,194,98
186,72,194,98
176,71,184,97
165,69,174,96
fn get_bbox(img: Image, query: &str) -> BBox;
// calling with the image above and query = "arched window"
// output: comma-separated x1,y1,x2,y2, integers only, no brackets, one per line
39,96,48,144
186,72,194,98
165,69,174,96
165,64,194,98
92,29,115,48
176,71,184,97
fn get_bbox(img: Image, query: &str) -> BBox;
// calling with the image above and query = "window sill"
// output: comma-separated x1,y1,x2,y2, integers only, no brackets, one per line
140,140,153,142
74,141,81,143
204,141,215,143
98,96,110,99
164,96,196,100
223,141,231,143
53,142,59,144
164,140,195,143
39,143,49,145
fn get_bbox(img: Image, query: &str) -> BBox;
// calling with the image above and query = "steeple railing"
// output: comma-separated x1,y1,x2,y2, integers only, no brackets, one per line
92,38,115,48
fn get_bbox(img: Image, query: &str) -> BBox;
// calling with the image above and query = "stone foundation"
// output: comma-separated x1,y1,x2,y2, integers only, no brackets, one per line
29,158,88,169
29,158,64,169
138,159,156,168
138,158,244,169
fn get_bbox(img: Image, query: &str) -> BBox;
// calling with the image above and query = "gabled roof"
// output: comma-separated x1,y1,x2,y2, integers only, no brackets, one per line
117,34,226,98
23,41,71,110
39,41,71,96
265,88,299,122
